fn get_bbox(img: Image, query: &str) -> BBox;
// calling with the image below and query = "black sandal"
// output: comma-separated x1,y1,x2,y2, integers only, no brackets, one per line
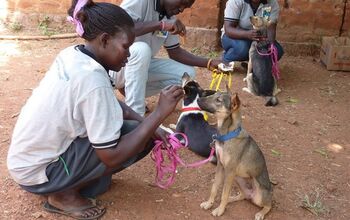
43,201,106,220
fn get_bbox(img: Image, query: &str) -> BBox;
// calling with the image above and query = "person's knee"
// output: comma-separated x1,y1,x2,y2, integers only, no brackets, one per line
129,42,152,63
223,39,251,61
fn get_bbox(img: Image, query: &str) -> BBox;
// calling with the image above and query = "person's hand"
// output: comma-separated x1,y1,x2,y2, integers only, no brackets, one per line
153,127,171,148
156,85,184,120
164,19,186,36
209,58,222,70
247,29,261,41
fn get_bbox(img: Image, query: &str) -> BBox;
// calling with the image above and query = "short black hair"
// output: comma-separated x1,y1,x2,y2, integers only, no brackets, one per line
68,0,134,41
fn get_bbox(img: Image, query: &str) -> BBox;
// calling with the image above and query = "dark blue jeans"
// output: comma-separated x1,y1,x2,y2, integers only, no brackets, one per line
221,33,284,62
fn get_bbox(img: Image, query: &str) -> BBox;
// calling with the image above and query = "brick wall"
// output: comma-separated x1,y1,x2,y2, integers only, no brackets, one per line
2,0,349,47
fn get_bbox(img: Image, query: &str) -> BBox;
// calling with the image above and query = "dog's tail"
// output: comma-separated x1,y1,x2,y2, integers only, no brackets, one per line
265,96,278,106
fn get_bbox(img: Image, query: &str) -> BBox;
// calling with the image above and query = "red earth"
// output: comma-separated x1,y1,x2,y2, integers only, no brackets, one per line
0,38,349,220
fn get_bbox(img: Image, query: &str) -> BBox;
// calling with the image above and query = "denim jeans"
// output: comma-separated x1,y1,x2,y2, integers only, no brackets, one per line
221,33,284,62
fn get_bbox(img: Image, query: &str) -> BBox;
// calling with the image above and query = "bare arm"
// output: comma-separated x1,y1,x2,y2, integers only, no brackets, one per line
118,100,143,122
167,47,222,69
224,20,260,41
134,19,187,37
167,47,208,67
134,21,162,37
95,85,184,168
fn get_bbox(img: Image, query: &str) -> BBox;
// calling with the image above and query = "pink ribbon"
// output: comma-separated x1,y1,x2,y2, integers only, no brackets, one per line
255,43,281,80
67,0,88,36
151,133,215,189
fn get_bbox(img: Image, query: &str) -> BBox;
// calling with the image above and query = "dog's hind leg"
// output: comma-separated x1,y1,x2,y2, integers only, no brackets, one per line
228,177,250,203
273,80,281,96
211,169,236,216
200,162,224,210
251,178,272,220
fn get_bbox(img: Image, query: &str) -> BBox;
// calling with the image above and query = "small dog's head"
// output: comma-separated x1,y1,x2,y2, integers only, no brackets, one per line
250,16,269,29
181,72,216,106
198,85,241,119
250,16,271,39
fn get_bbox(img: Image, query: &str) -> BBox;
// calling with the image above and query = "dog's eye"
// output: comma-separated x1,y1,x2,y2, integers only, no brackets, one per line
216,97,221,103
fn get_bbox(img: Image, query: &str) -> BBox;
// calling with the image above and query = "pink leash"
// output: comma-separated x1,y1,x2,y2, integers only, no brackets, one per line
151,133,215,189
255,43,280,80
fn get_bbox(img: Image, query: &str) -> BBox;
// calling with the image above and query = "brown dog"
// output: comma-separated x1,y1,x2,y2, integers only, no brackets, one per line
198,89,273,220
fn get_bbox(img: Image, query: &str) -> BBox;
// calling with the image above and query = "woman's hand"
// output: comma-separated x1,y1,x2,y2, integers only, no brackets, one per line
153,127,171,148
156,85,184,120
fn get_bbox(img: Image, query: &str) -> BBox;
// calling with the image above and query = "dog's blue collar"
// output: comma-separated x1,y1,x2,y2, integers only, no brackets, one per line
213,126,242,142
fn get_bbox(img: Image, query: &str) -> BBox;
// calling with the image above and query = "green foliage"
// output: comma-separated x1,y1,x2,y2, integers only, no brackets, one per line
207,51,219,59
38,16,56,36
9,22,23,32
300,188,328,216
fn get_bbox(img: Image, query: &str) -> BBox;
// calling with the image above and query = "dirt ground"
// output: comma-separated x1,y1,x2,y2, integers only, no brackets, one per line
0,38,349,220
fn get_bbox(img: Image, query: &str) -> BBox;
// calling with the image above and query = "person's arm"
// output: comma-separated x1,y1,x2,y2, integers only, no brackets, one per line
134,21,162,37
167,47,222,69
224,20,260,41
118,100,143,122
95,85,183,168
134,19,186,37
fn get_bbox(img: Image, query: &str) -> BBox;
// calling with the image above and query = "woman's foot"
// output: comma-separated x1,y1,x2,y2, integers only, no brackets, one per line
45,189,105,219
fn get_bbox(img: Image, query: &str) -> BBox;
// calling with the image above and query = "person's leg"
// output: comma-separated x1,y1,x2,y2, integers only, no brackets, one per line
123,42,152,116
221,34,252,62
21,137,107,219
21,120,155,218
145,58,196,97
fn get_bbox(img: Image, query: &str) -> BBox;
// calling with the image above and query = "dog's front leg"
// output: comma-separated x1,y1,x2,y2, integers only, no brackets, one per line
244,43,254,82
200,162,224,210
211,169,236,216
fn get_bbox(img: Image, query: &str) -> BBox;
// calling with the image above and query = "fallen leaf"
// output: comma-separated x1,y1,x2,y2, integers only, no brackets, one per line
286,98,298,103
271,149,281,156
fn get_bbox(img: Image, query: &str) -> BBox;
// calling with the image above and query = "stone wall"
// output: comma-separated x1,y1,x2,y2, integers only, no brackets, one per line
1,0,349,52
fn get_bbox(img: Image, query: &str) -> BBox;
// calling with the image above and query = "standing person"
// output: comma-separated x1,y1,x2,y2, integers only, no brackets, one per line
221,0,284,63
7,0,183,219
110,0,222,116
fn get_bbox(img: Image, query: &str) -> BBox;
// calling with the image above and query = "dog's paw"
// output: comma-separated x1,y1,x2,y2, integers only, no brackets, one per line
211,206,225,217
242,87,253,94
265,96,278,107
169,123,177,130
243,77,247,82
273,87,282,96
255,212,265,220
200,201,213,210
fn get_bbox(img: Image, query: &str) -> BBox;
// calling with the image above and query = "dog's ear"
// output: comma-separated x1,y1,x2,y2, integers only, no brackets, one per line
231,93,241,111
201,89,216,97
182,72,191,87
